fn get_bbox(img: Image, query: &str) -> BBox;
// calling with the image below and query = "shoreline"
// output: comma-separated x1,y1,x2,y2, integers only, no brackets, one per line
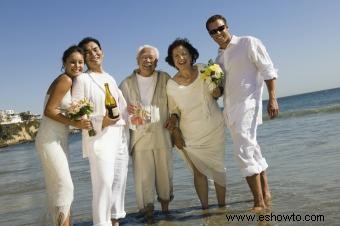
0,139,35,149
0,121,80,149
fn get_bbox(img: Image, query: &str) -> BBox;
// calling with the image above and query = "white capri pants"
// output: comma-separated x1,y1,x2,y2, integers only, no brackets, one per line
88,126,129,226
229,108,268,177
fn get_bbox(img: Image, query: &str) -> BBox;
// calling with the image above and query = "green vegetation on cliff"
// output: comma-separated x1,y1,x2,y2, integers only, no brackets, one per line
0,120,40,147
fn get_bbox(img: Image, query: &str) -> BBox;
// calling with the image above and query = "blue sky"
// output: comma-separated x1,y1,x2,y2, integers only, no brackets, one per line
1,0,339,114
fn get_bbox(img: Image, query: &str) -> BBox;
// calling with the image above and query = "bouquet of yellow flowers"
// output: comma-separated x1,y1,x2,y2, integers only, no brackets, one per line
200,59,224,92
67,98,96,136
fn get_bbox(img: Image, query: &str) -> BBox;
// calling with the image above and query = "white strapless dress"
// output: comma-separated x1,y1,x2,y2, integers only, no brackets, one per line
35,91,73,226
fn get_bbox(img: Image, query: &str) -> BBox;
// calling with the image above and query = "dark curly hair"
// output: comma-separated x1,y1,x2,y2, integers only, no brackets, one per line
165,38,199,68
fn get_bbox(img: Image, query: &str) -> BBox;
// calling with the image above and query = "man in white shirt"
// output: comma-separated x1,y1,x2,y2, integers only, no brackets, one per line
74,37,129,226
206,14,279,212
120,45,173,223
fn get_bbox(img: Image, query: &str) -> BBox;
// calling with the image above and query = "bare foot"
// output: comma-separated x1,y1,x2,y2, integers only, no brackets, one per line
201,204,209,210
145,210,154,224
250,206,267,213
111,219,119,226
57,212,71,226
160,201,169,213
146,216,154,224
264,194,272,207
144,204,154,224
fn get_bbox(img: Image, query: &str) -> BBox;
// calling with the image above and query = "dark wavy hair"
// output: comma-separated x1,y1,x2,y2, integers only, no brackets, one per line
165,38,199,68
78,37,102,50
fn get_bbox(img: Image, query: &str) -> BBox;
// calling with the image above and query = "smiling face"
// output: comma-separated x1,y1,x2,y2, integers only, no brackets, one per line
172,45,192,70
82,41,103,70
63,52,84,78
207,18,232,49
137,47,158,76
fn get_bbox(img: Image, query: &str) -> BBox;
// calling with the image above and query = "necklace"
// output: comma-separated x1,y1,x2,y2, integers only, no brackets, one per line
177,67,197,85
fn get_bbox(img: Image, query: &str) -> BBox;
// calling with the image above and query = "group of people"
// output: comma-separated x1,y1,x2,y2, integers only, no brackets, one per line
35,14,279,226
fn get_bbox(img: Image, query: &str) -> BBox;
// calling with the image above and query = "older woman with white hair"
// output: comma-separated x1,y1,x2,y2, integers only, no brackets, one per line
120,44,173,222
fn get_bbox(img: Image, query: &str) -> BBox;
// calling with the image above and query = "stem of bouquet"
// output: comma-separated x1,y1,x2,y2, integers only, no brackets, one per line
83,114,96,136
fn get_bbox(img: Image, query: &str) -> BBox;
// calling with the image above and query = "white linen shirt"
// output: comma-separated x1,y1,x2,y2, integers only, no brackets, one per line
72,71,128,158
136,72,156,106
216,35,278,127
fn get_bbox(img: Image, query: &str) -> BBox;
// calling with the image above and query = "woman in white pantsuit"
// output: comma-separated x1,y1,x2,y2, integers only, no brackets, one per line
73,37,129,226
35,46,92,226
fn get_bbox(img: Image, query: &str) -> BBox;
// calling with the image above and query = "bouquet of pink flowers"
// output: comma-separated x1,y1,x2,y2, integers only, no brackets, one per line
128,102,160,130
130,105,150,126
67,98,96,136
200,59,224,92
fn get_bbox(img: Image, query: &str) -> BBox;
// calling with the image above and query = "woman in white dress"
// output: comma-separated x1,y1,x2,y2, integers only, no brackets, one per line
165,38,226,209
35,45,92,226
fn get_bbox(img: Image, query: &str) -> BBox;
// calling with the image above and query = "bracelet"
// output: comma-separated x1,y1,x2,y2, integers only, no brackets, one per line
170,127,178,134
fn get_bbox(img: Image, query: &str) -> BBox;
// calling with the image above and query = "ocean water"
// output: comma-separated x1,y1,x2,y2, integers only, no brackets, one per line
0,88,339,226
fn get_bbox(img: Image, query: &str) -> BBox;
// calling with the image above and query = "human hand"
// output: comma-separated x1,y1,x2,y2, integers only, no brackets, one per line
171,127,186,149
130,115,144,125
127,103,137,115
212,86,222,98
164,114,178,131
102,113,120,128
267,98,279,119
73,118,92,130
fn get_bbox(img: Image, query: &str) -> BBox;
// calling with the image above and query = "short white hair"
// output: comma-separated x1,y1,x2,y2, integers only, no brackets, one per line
136,44,159,60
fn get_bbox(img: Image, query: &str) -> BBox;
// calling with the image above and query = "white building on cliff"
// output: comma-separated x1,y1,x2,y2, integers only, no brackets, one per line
0,110,23,124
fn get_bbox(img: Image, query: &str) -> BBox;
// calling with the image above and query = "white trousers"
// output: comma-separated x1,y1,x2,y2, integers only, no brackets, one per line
88,126,129,226
132,147,173,211
229,108,268,177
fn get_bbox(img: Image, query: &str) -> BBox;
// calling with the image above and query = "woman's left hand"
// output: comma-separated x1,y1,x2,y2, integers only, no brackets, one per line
171,127,186,150
164,114,178,131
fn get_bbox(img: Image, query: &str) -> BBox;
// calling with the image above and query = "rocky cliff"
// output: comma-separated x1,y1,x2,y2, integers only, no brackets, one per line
0,120,40,147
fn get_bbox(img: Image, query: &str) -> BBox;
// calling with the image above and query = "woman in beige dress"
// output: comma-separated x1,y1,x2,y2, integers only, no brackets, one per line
165,38,226,209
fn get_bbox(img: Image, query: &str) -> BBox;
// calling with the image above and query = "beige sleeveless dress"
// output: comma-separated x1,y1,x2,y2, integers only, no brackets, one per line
166,65,226,186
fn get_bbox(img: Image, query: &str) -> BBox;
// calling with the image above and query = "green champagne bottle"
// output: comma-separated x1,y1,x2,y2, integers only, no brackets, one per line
104,83,119,119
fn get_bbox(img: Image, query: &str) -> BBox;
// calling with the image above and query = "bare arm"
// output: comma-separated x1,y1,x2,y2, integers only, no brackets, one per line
44,74,91,129
265,79,279,119
164,113,186,149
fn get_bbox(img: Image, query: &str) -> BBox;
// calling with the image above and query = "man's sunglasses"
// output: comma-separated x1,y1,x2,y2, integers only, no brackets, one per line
209,25,226,35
